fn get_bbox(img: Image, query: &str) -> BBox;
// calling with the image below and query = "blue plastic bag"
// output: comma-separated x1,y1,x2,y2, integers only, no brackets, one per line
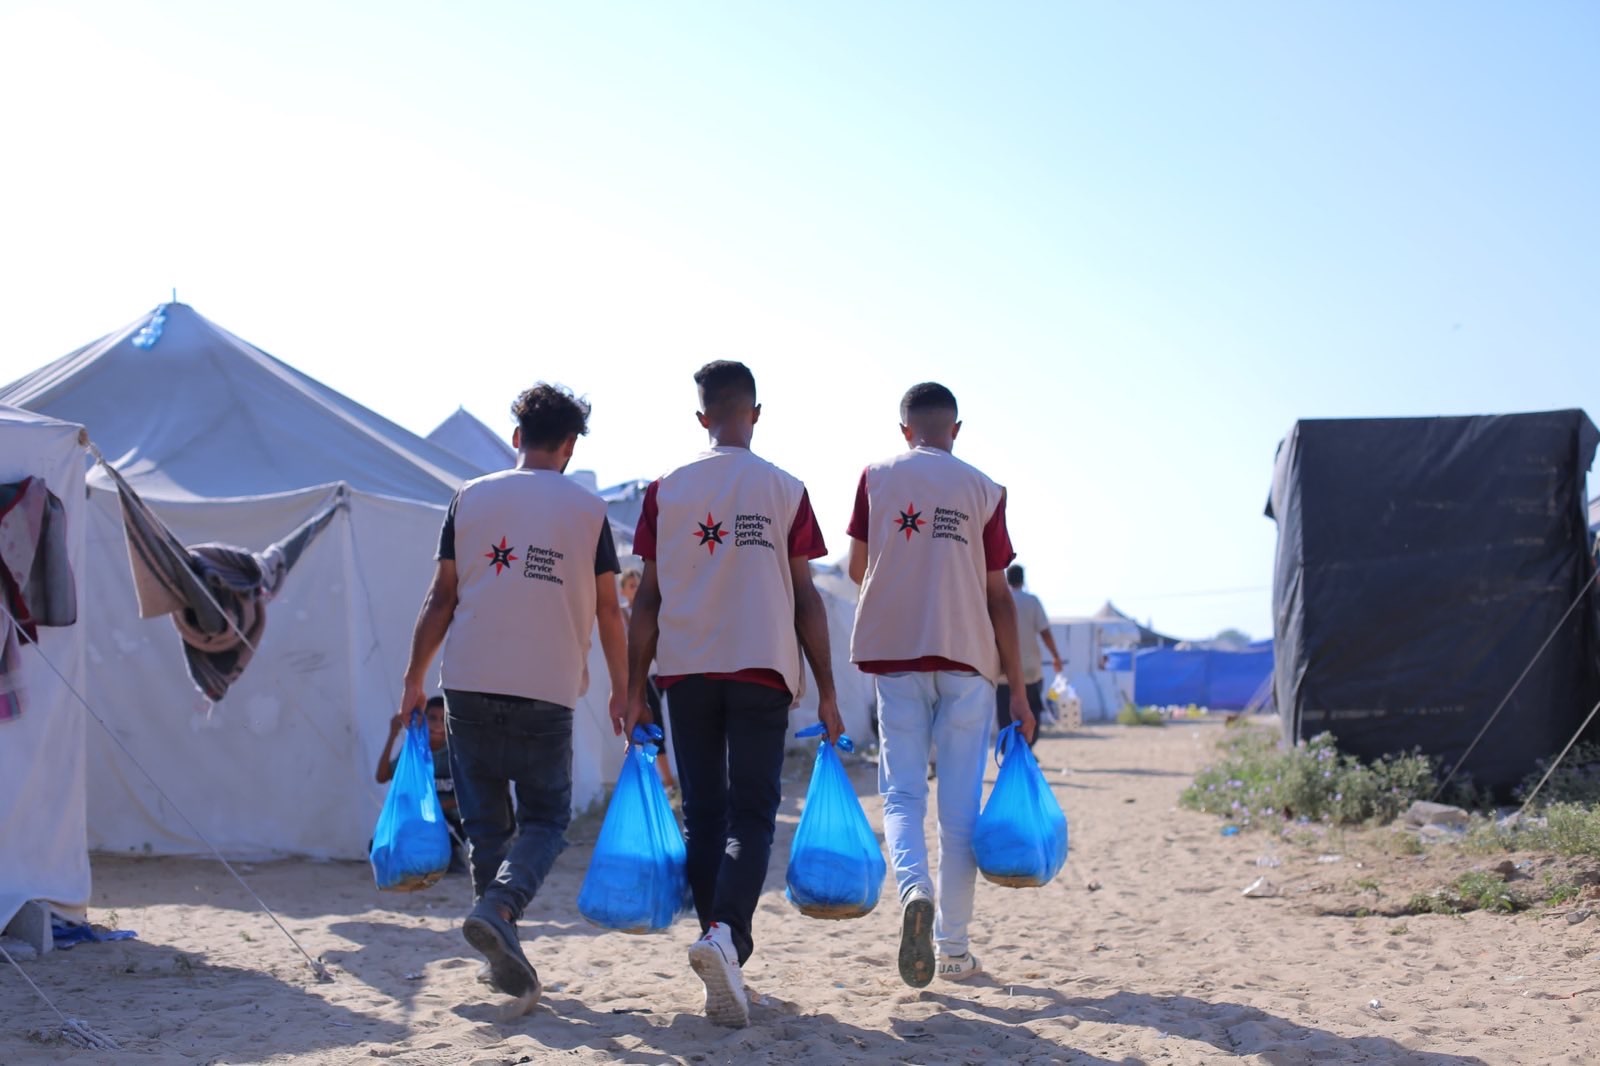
974,722,1069,887
578,725,690,933
786,725,888,919
370,711,452,892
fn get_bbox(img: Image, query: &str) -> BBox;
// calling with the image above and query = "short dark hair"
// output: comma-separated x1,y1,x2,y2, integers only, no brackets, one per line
900,382,958,423
512,384,591,449
694,360,757,415
1007,564,1024,587
425,695,445,710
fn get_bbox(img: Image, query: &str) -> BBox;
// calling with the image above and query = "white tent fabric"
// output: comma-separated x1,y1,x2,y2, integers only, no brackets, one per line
0,404,89,931
427,407,516,476
0,305,623,859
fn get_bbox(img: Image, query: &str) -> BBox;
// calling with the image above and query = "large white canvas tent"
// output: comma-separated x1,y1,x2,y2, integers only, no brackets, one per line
0,304,624,859
0,404,90,931
427,407,516,476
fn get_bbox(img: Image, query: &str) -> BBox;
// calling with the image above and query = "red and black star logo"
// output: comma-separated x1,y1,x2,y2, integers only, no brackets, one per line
896,504,926,540
485,536,518,575
695,513,726,555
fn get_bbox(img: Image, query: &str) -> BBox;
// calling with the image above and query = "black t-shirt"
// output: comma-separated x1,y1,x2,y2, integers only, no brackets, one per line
436,492,620,575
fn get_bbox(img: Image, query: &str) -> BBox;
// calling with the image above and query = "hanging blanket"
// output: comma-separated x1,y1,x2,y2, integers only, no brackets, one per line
101,463,346,702
0,476,77,721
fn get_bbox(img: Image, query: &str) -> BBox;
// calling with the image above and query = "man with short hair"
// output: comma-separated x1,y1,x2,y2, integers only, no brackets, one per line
400,383,628,1005
627,360,843,1029
848,381,1034,989
997,564,1065,740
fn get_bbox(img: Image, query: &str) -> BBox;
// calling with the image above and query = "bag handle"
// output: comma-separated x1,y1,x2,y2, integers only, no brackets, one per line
794,722,854,754
630,723,665,763
994,721,1021,765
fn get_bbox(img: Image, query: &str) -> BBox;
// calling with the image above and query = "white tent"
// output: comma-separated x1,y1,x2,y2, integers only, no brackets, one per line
0,404,89,931
427,407,516,476
0,304,624,859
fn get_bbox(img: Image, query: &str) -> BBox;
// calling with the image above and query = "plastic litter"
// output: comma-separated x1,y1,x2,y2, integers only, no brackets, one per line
785,725,887,919
370,710,451,891
1242,876,1280,898
974,723,1069,887
578,725,689,933
1256,855,1283,868
1221,825,1241,837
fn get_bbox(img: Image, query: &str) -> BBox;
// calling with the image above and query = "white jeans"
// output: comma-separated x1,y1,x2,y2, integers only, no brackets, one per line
875,670,995,957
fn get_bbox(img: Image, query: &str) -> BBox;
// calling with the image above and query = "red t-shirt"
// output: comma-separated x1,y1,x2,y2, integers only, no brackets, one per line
635,479,827,693
847,467,1015,676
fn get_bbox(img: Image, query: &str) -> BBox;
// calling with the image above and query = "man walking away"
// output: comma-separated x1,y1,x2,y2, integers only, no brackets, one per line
997,564,1064,739
399,384,628,1005
626,360,844,1028
847,382,1035,989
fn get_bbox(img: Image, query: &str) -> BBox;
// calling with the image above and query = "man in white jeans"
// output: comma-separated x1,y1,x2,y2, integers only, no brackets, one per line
847,382,1035,988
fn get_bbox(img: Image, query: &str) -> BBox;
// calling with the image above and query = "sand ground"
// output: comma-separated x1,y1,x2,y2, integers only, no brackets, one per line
5,722,1600,1065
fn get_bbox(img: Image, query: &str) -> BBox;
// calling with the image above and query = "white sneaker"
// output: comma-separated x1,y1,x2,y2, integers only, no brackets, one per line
937,952,983,982
688,923,749,1028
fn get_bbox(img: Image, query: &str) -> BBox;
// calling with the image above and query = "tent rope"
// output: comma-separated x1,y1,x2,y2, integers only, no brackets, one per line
1517,696,1600,818
2,599,330,983
1431,567,1600,801
1,937,121,1050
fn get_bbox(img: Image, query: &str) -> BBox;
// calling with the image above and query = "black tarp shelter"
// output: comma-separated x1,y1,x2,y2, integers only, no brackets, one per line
1267,410,1600,794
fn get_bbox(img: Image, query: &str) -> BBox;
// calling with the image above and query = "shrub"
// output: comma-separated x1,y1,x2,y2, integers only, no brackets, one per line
1517,742,1600,808
1181,728,1436,827
1116,704,1166,727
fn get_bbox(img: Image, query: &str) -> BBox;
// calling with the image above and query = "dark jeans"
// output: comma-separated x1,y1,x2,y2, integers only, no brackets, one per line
667,675,790,966
444,689,573,921
995,680,1045,746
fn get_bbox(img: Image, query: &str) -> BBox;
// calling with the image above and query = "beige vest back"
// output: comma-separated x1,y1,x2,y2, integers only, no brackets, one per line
850,447,1005,680
653,447,805,694
440,469,606,707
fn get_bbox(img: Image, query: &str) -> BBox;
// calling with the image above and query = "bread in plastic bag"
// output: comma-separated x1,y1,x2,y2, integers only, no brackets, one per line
578,724,689,933
974,722,1069,887
785,725,887,919
370,711,452,892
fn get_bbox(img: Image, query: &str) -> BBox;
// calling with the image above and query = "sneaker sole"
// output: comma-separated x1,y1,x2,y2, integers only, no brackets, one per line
688,941,749,1028
463,916,540,1001
898,898,936,988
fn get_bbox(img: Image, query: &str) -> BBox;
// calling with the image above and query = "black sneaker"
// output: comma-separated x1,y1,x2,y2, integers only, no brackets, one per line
462,902,540,1000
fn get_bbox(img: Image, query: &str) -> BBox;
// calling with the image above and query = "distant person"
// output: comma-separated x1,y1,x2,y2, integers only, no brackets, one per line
996,564,1065,741
626,360,843,1028
375,695,466,873
399,383,629,1006
619,567,676,793
848,381,1033,989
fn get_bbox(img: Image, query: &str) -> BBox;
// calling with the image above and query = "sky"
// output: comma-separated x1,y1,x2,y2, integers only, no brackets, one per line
1,1,1596,640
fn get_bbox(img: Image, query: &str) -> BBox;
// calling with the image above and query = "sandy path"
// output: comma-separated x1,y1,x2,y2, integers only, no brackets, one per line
5,723,1599,1064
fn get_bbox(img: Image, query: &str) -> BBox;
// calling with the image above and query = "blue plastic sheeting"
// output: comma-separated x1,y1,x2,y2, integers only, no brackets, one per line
1133,647,1273,710
1102,649,1133,672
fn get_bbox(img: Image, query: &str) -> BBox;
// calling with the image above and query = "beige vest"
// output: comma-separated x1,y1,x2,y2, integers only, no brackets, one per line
440,469,606,707
850,447,1006,680
653,447,805,694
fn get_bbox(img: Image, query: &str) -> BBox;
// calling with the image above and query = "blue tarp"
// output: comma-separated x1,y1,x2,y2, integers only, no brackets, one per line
1133,646,1273,711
